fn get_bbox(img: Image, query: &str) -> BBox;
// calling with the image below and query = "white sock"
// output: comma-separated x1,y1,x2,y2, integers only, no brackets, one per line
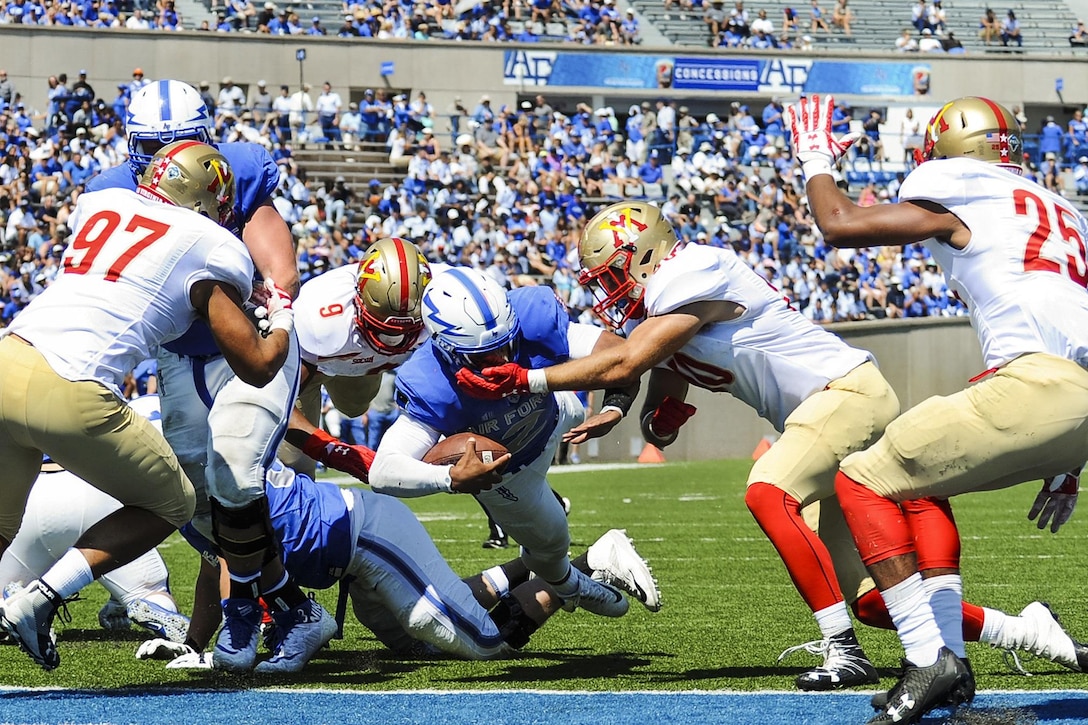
882,573,945,667
923,574,965,658
814,601,853,640
41,548,95,600
481,566,511,598
978,607,1009,647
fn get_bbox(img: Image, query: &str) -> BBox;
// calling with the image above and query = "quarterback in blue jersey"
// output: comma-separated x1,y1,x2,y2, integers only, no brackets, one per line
369,268,658,617
138,459,661,666
87,79,330,674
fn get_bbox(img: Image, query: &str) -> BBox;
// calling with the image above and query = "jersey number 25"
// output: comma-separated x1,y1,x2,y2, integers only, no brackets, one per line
1014,188,1088,287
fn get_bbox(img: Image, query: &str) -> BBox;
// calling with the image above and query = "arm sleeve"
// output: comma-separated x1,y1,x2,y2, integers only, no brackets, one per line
368,415,454,497
566,321,605,359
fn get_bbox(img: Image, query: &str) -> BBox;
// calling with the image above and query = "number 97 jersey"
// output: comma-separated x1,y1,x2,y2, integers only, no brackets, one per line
901,157,1088,370
8,188,254,398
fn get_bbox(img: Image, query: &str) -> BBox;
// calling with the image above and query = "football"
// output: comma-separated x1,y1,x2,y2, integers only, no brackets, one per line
423,432,509,469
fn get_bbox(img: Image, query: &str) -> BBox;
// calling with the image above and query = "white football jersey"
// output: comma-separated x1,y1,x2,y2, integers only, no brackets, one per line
644,244,871,431
8,188,253,398
901,158,1088,369
294,262,427,377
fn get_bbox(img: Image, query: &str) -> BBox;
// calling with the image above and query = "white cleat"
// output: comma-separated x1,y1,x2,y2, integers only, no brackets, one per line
128,598,191,644
587,529,661,612
1008,601,1088,672
98,598,132,632
0,580,65,671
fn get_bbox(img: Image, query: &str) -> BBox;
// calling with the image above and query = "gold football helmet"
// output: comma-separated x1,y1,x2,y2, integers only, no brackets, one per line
578,202,680,329
137,140,236,226
919,97,1023,172
355,237,432,354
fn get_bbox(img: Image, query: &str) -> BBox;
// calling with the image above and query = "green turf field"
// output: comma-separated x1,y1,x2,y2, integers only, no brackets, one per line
3,459,1086,692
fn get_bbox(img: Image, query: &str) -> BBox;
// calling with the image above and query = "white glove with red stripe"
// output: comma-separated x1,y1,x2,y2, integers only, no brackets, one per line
787,94,862,182
254,278,294,336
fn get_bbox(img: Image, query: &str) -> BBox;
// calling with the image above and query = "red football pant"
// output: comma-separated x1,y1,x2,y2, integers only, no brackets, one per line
745,482,843,612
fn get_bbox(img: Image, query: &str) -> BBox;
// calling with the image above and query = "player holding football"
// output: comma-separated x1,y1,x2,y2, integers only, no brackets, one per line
456,200,899,690
138,459,658,667
369,268,658,617
0,142,292,671
787,94,1088,722
86,80,335,674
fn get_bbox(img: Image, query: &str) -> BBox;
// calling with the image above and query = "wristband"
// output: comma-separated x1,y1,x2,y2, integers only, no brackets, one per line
599,405,625,416
801,158,834,182
601,389,635,416
527,368,549,394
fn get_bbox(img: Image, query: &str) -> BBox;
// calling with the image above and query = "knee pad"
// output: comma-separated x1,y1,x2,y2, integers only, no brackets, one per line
209,496,278,565
489,594,540,650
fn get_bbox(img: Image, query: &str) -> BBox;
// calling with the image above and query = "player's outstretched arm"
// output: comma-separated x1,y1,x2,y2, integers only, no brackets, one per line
193,278,291,387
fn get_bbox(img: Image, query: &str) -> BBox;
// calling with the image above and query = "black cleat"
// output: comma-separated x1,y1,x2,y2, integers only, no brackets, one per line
482,536,509,549
868,647,974,724
786,628,880,691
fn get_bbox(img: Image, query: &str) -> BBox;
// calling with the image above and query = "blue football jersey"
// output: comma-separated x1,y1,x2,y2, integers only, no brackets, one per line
87,143,280,357
179,461,354,591
395,286,571,472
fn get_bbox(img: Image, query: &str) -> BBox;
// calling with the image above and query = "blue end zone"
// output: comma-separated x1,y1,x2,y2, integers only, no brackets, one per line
4,688,1088,724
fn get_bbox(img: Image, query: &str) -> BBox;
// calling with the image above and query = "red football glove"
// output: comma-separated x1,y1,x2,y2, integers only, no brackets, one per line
649,396,697,438
300,428,375,483
455,363,531,400
1028,467,1080,533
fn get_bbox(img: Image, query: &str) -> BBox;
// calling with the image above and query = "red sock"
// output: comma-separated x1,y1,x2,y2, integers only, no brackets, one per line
745,482,843,612
853,586,986,641
902,497,961,571
834,471,915,566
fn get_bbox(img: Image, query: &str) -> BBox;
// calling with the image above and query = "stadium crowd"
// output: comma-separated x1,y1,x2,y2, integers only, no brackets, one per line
2,69,1086,332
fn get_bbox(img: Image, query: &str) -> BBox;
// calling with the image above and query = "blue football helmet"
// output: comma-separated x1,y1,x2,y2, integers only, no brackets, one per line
422,268,520,371
125,80,214,173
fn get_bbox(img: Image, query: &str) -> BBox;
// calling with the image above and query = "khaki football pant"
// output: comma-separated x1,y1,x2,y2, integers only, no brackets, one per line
0,336,194,543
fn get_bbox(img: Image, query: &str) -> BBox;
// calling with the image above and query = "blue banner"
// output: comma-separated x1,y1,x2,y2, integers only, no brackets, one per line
503,50,927,97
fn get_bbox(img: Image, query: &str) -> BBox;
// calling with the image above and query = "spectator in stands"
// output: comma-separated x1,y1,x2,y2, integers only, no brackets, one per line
858,109,885,170
978,7,998,44
926,0,945,34
780,6,798,39
315,81,343,146
751,8,775,38
899,108,922,167
339,101,361,150
918,27,943,51
1000,9,1022,47
655,98,677,152
910,0,927,31
216,76,246,121
289,83,314,142
1040,115,1064,167
729,0,751,37
1072,156,1088,195
270,83,292,141
831,0,852,35
895,26,918,50
809,0,830,33
248,79,273,123
705,0,727,39
621,8,641,43
1070,19,1088,46
941,30,964,52
1068,108,1088,162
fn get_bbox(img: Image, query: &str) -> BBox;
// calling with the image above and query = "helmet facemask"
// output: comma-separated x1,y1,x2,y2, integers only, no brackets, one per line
353,237,431,355
578,249,646,329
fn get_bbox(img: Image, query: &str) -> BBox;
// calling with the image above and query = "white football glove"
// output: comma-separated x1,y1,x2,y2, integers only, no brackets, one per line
98,599,132,632
165,650,214,669
255,277,294,336
136,638,195,661
1028,467,1080,533
786,94,863,182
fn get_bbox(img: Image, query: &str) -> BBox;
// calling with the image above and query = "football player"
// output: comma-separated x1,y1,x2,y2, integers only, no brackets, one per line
277,236,432,482
791,94,1088,723
369,268,656,617
0,142,292,671
85,80,334,674
0,395,189,643
456,200,900,690
138,459,660,667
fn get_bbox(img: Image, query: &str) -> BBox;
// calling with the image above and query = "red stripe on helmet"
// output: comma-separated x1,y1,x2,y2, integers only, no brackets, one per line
977,97,1011,162
393,237,410,311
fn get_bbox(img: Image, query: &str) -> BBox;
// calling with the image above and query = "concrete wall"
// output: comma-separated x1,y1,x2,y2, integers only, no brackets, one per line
585,316,983,463
4,27,1085,123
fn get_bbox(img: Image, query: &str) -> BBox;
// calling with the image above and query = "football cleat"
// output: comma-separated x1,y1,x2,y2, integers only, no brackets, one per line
0,579,72,671
98,598,132,632
554,567,629,618
994,601,1088,673
868,647,974,724
780,629,879,691
587,529,661,612
128,598,191,644
254,596,337,674
481,536,509,549
213,598,263,672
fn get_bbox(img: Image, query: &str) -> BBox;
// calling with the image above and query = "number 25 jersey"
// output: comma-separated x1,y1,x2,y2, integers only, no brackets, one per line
901,157,1088,369
8,188,253,398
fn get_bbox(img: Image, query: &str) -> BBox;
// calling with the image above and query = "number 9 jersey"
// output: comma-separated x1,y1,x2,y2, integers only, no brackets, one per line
900,157,1088,370
7,187,253,399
